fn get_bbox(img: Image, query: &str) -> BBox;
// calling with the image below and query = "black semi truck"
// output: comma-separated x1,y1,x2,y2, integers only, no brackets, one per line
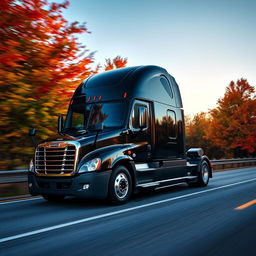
28,65,212,204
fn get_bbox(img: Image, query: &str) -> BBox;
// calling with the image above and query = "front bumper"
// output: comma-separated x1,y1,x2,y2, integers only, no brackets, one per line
28,170,112,199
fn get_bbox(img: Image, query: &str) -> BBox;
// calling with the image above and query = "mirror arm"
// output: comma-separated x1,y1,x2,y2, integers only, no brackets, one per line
93,123,103,149
31,136,37,148
57,116,64,135
28,128,37,148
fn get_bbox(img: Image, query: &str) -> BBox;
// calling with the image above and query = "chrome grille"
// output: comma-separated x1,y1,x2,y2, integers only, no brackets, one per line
35,144,77,175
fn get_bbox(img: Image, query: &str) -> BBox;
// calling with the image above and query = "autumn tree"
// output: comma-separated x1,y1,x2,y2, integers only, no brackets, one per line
104,56,127,71
0,0,127,169
207,79,256,158
185,113,223,159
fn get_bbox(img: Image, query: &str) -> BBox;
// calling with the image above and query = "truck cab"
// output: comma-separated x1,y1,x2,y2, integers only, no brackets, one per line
28,65,212,204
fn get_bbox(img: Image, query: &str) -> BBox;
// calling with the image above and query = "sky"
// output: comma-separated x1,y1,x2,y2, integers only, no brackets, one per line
55,0,256,116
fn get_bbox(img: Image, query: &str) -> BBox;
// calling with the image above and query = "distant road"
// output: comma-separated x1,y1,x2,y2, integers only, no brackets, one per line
1,167,256,256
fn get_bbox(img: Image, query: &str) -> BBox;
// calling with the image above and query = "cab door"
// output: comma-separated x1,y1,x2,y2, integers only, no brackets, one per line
126,100,153,183
128,100,151,161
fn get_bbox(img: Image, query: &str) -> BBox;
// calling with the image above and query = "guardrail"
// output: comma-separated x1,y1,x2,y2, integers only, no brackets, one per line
0,158,256,184
211,158,256,170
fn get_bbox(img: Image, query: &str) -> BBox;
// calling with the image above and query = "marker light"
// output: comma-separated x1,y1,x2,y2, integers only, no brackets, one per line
123,92,127,98
87,97,91,102
93,96,97,101
99,96,102,100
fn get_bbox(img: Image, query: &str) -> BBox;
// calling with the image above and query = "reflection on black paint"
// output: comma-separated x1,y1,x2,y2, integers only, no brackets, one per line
154,102,179,158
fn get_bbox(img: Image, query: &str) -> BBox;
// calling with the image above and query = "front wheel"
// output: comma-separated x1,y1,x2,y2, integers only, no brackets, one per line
108,165,132,205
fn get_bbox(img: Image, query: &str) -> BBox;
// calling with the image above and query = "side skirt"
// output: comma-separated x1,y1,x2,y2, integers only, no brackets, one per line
136,176,198,191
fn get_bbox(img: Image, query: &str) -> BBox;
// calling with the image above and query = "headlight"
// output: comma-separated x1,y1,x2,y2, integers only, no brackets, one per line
78,158,101,173
29,159,34,172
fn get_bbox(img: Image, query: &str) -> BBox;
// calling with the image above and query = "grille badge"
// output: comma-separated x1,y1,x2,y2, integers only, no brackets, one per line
49,143,60,147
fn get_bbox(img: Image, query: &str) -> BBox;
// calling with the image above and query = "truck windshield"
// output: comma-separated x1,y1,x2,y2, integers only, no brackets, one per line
64,102,126,134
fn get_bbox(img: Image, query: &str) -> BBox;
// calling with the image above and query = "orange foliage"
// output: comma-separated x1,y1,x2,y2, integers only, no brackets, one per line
185,113,223,159
104,56,127,71
0,0,127,169
207,79,256,156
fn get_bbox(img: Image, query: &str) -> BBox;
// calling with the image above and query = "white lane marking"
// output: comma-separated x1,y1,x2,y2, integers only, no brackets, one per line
1,177,256,243
0,197,42,205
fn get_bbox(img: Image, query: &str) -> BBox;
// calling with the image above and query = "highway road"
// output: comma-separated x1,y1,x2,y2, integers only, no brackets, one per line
1,167,256,256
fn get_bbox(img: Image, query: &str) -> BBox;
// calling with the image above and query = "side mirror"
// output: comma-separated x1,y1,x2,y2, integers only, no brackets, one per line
28,128,36,137
57,116,64,135
94,123,103,132
28,128,37,148
138,106,147,129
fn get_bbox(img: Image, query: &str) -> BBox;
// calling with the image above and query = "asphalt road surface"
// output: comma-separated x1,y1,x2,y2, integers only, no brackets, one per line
1,167,256,256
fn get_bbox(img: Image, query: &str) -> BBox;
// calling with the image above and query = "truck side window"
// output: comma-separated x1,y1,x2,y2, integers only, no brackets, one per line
160,76,173,99
167,110,176,138
131,104,148,130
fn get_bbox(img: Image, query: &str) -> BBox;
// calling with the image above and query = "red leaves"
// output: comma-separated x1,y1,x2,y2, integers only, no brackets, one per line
0,0,93,94
187,79,256,158
207,79,256,157
0,0,13,10
104,56,127,71
0,39,27,68
0,0,128,169
113,56,128,68
104,59,114,71
50,1,69,12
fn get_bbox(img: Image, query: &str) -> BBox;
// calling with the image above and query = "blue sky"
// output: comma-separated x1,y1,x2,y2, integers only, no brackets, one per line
55,0,256,115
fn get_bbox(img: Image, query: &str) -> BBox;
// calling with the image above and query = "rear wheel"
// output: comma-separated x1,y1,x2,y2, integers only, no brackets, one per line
42,194,65,202
189,160,210,187
108,165,132,205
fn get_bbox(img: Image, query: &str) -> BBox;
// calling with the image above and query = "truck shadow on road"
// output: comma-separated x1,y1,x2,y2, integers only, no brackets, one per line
36,183,199,209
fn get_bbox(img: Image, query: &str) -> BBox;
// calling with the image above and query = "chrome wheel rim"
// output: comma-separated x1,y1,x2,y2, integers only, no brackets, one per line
202,164,209,184
114,172,129,199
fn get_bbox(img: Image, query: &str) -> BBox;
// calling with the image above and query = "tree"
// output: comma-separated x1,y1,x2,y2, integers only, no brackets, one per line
207,79,256,158
185,113,223,159
0,0,127,169
104,56,127,71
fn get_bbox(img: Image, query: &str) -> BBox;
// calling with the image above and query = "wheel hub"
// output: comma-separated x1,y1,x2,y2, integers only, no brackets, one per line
114,173,129,199
202,164,209,183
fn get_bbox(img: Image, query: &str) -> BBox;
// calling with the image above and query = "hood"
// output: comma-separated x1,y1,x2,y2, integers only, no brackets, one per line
41,129,124,162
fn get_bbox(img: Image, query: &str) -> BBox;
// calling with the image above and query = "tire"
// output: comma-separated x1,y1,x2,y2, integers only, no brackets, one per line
189,160,210,187
108,165,132,205
42,194,65,202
